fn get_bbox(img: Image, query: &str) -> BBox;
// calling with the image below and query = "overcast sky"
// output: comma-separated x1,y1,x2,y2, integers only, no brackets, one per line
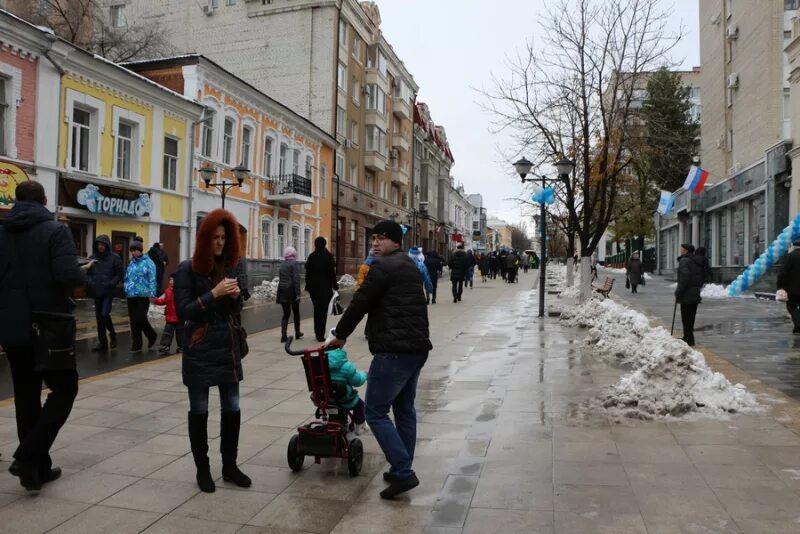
375,0,700,229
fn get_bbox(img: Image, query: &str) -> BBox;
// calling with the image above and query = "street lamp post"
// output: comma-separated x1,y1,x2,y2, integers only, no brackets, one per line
513,156,575,318
200,163,249,209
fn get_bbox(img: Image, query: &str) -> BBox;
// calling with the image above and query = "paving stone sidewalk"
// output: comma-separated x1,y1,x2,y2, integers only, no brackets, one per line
1,270,800,533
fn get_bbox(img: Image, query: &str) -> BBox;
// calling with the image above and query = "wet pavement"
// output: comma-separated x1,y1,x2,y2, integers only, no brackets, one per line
597,267,800,400
0,270,800,532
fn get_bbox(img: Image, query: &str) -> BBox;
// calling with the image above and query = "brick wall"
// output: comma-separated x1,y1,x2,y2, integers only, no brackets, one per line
0,45,37,162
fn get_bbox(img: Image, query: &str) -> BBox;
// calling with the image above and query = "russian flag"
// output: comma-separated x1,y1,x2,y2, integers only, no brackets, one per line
683,165,709,193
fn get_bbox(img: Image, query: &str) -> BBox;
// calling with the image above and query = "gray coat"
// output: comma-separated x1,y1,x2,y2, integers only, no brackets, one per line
626,258,644,286
276,259,301,304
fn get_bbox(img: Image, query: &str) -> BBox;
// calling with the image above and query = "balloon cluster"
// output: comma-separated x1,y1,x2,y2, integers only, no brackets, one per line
727,214,800,296
531,186,556,205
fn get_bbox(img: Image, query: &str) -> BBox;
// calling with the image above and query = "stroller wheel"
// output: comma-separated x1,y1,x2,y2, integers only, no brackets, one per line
347,438,363,477
287,435,305,472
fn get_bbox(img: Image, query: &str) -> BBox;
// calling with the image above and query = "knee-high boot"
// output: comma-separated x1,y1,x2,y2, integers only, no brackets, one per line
188,412,215,493
280,318,289,343
220,410,251,487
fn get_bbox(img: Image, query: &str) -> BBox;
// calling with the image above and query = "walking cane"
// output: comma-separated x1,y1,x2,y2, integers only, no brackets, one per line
670,300,678,335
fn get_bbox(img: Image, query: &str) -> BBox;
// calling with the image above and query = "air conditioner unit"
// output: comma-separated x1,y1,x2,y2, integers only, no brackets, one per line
201,3,214,16
726,73,739,89
726,25,739,39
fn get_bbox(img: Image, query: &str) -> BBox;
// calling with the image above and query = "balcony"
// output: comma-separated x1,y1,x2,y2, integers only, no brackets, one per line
392,131,410,152
364,151,387,172
264,174,313,206
393,97,411,120
391,164,409,186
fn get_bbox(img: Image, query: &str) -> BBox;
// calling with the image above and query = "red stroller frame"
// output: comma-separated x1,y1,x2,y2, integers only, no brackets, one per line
284,337,364,476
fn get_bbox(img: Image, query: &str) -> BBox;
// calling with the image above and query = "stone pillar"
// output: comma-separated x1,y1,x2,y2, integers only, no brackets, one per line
692,214,701,248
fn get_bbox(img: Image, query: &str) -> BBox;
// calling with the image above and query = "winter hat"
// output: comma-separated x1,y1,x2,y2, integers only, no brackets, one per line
283,246,297,260
372,220,403,244
314,236,327,250
130,240,144,252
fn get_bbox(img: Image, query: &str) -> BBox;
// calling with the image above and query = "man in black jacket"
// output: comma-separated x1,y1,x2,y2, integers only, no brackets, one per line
0,181,85,491
448,244,468,302
305,236,339,341
86,235,123,351
675,243,704,346
778,240,800,333
327,220,431,500
423,249,444,304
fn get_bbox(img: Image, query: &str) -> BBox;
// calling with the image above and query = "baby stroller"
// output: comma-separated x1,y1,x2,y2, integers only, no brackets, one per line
284,337,364,476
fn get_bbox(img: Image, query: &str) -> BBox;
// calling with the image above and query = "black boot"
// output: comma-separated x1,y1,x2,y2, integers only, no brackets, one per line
294,315,304,340
220,411,251,487
280,318,289,343
188,412,215,493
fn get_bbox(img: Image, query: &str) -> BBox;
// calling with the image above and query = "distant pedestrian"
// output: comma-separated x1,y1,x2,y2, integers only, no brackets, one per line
695,247,713,285
85,234,123,351
777,239,800,334
408,246,433,296
305,237,338,342
448,244,468,302
148,242,167,295
0,181,85,491
675,244,704,346
465,250,477,289
423,250,444,303
506,250,519,283
626,252,644,294
124,240,158,354
277,246,303,342
152,274,182,355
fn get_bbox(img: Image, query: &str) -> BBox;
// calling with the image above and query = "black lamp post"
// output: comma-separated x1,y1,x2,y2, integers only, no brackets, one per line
514,156,575,317
200,163,249,209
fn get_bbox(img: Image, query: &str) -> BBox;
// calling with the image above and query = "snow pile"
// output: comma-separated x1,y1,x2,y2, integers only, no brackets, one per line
546,266,568,291
644,273,653,280
558,284,582,299
252,277,279,300
701,284,729,299
338,274,356,288
603,266,627,274
561,297,759,420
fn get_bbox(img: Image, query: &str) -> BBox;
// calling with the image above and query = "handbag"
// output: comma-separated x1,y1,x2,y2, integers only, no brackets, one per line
328,291,344,316
230,315,249,358
625,277,630,289
31,311,77,372
776,289,789,302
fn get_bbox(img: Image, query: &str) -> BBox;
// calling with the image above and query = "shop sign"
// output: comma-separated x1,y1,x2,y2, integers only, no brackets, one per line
76,183,152,217
451,233,463,242
0,161,30,207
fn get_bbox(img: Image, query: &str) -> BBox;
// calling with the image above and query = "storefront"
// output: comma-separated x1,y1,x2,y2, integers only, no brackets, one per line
0,160,32,218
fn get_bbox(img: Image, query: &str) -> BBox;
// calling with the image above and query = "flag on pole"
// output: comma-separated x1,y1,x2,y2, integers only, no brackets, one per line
657,190,675,215
683,165,709,193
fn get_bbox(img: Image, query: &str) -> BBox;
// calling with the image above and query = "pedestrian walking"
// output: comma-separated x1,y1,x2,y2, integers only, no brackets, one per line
506,250,519,283
85,234,123,351
174,209,251,493
326,220,431,499
408,246,433,296
0,180,86,491
465,249,477,289
448,244,468,302
305,237,338,342
277,246,303,342
626,252,644,294
423,249,444,303
675,244,704,347
124,240,158,354
777,239,800,333
147,242,168,295
695,247,713,285
152,274,182,354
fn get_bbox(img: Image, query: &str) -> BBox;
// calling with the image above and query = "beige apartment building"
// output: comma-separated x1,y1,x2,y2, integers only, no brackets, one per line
116,0,423,274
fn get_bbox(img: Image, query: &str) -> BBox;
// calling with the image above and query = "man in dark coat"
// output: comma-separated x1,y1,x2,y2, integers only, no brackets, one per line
148,242,167,295
305,236,339,342
778,240,800,333
86,235,123,351
423,250,444,304
675,243,704,346
0,181,85,491
448,244,468,302
327,220,431,500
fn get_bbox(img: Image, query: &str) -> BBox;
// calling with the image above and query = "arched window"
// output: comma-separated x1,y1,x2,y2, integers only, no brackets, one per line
260,217,272,258
277,221,286,256
223,117,235,164
263,136,274,176
241,125,252,168
279,144,288,175
292,149,302,176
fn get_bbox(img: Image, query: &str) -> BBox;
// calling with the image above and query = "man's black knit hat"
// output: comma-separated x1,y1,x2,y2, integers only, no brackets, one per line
372,220,403,244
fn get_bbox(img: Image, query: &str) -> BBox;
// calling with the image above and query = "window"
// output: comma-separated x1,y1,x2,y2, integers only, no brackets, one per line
365,125,387,155
380,181,387,199
320,165,328,198
223,117,234,164
226,0,237,4
336,106,346,136
0,77,7,155
291,226,300,251
116,120,133,180
306,156,313,186
393,79,411,102
352,77,360,104
71,107,91,171
350,221,357,255
366,85,386,114
261,218,271,258
293,149,301,176
263,137,273,176
339,19,347,45
365,172,374,194
391,186,399,205
277,222,286,255
337,62,347,91
366,46,387,77
163,137,178,190
335,153,344,180
241,126,252,168
279,144,288,175
201,111,215,157
787,0,799,9
304,228,312,257
110,5,124,28
352,35,361,61
350,121,359,145
350,164,358,186
211,0,219,6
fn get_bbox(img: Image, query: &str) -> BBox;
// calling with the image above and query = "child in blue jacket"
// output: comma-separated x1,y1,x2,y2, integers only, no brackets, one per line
326,348,367,434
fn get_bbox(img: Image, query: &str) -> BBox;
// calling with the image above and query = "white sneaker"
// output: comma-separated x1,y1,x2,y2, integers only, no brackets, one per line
355,423,369,435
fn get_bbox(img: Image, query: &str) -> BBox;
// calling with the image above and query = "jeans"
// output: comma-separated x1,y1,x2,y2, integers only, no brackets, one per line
426,277,438,303
310,293,330,340
5,346,78,472
466,267,474,288
365,353,427,480
160,323,184,351
451,280,463,300
680,303,699,346
94,296,116,347
188,383,240,415
127,297,157,350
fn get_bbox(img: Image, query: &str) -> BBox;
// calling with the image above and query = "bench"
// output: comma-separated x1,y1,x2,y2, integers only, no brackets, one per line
591,277,614,298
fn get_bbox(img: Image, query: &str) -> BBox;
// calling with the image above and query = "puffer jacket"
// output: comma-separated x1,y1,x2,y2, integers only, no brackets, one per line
424,251,443,281
0,201,85,346
87,235,123,297
334,249,432,354
675,254,704,304
152,286,179,324
276,259,301,304
448,250,468,281
778,248,800,297
326,348,366,409
124,255,157,298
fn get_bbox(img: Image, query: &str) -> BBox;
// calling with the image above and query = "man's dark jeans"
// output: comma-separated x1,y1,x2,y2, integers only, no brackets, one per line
310,293,330,340
451,280,463,300
94,296,116,347
365,353,427,480
680,302,699,346
5,346,78,473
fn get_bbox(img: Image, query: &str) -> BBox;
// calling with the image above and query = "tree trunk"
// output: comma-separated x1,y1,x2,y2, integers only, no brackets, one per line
566,257,574,287
579,255,593,302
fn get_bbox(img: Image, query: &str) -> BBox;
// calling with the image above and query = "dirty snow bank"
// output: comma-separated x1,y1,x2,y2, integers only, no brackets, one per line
561,297,759,420
338,274,356,288
701,283,729,299
252,277,279,300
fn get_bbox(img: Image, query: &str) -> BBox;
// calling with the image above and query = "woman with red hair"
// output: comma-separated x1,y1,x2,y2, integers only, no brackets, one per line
174,209,251,493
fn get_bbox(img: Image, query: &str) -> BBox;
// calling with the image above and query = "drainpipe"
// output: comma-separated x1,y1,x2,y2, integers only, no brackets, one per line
187,108,210,259
40,34,65,215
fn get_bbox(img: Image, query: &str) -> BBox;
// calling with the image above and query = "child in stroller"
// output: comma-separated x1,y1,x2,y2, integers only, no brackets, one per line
326,348,368,434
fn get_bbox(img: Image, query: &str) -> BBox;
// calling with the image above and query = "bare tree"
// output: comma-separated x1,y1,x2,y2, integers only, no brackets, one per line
483,0,682,295
7,0,175,62
508,224,532,251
